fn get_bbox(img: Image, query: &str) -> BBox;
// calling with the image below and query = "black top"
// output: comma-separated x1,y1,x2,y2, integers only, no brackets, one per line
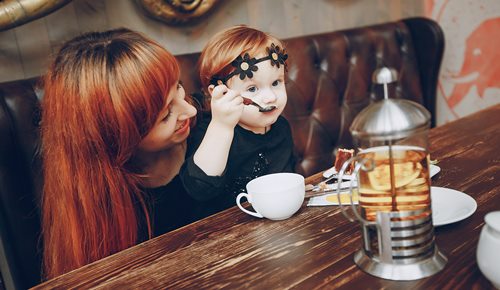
179,112,295,216
139,174,223,241
141,175,200,238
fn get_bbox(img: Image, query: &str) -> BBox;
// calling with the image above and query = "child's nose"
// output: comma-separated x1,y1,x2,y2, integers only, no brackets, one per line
262,89,278,104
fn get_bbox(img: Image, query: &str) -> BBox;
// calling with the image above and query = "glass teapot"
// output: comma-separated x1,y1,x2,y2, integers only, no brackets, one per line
336,67,447,280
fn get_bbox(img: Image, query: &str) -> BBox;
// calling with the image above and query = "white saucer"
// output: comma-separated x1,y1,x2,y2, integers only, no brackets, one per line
322,164,441,180
431,186,477,227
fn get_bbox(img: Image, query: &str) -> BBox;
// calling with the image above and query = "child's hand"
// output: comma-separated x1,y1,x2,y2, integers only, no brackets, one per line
209,84,244,129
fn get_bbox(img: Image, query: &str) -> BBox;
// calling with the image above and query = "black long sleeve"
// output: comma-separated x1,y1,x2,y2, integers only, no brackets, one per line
180,112,295,209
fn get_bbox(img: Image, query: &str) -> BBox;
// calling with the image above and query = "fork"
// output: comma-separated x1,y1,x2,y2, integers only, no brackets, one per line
305,174,339,192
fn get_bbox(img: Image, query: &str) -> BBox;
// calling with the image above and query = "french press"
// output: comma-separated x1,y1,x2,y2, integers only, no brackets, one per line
337,67,447,280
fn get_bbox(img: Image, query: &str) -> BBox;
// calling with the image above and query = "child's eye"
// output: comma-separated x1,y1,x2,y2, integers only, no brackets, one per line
272,80,281,87
247,86,257,93
177,80,183,89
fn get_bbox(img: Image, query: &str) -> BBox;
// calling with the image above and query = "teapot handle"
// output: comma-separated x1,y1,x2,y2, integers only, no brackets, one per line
337,155,373,224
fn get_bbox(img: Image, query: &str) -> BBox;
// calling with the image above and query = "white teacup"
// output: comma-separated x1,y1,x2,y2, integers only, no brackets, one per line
236,173,305,220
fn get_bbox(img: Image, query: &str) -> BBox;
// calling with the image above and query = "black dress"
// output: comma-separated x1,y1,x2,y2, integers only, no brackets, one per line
179,112,295,216
136,175,199,240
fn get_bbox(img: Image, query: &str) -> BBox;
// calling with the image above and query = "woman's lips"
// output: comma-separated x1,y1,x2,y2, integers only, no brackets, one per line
174,119,190,134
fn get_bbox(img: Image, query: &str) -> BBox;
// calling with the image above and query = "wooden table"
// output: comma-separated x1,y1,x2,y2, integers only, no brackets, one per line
33,104,500,289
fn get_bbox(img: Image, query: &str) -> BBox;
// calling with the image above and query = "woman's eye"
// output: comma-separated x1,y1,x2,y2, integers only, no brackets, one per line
177,81,183,89
161,110,172,122
161,108,172,123
247,86,257,93
272,80,281,87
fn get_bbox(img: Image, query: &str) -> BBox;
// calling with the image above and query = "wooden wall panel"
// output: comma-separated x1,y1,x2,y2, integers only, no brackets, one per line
0,0,424,82
13,19,52,79
45,2,80,54
283,0,304,37
0,30,24,81
73,0,109,33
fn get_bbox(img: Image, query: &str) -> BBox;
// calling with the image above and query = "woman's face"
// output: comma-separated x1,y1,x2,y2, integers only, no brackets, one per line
137,81,197,152
227,59,287,134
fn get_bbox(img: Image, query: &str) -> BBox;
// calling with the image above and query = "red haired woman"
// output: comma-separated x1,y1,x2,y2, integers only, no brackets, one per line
41,28,197,278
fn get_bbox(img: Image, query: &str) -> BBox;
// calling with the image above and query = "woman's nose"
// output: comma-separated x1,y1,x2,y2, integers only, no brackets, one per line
177,99,197,120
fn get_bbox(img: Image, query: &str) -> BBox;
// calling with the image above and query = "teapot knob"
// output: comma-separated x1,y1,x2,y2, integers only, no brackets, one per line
372,67,398,84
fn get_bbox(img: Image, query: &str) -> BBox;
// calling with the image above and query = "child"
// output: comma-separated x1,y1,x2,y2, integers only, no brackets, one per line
180,25,295,212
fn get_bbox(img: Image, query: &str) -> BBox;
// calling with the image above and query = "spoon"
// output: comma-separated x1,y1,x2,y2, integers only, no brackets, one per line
241,97,276,112
214,80,276,112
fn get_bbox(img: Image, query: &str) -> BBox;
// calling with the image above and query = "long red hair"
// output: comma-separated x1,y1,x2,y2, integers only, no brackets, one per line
41,28,179,278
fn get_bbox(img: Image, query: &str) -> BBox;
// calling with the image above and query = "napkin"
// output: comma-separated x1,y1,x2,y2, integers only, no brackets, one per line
307,191,359,206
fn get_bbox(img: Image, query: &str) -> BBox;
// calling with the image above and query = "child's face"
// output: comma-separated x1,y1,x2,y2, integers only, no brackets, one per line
227,59,287,134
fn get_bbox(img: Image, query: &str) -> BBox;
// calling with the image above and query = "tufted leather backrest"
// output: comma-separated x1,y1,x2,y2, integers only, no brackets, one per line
0,78,43,290
0,17,443,289
176,17,444,176
282,18,443,176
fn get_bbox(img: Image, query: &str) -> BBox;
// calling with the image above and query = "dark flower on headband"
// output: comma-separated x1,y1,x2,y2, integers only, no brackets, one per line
210,43,289,85
231,53,259,80
267,43,288,68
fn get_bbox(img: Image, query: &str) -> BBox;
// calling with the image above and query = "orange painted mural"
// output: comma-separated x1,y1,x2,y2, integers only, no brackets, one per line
425,0,500,124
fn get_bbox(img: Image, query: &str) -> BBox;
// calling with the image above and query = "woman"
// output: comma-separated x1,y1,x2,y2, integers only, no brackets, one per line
41,28,197,279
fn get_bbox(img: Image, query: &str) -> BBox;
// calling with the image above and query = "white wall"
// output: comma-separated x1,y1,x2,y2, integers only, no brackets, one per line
0,0,423,82
425,0,500,125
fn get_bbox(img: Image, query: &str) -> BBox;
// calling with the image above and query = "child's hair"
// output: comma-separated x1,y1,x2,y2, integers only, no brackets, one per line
199,25,285,92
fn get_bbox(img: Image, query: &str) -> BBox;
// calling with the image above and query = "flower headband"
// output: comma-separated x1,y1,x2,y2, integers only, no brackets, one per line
210,43,288,86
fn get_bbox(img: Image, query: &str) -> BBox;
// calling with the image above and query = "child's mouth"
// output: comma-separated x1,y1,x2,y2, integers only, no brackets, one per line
260,106,277,113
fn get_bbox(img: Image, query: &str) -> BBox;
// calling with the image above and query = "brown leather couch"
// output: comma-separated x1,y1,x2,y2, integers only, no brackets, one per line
0,17,443,289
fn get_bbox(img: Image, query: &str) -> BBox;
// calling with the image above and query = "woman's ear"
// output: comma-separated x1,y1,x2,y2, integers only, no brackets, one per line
208,85,215,95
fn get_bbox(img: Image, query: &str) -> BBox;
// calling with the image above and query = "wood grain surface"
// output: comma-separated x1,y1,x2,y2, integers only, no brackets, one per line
32,104,500,289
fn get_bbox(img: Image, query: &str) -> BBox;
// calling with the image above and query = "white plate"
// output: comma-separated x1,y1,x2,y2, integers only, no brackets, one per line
431,186,477,227
322,164,441,180
308,186,477,226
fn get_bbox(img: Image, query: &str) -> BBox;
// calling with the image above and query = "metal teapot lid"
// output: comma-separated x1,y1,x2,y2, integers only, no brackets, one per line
350,67,431,140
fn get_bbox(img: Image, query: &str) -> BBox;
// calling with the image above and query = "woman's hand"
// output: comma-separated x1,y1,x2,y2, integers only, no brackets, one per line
209,83,243,130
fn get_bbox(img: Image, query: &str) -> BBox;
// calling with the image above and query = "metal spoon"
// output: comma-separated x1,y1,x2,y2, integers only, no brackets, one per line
214,80,276,112
242,97,276,112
